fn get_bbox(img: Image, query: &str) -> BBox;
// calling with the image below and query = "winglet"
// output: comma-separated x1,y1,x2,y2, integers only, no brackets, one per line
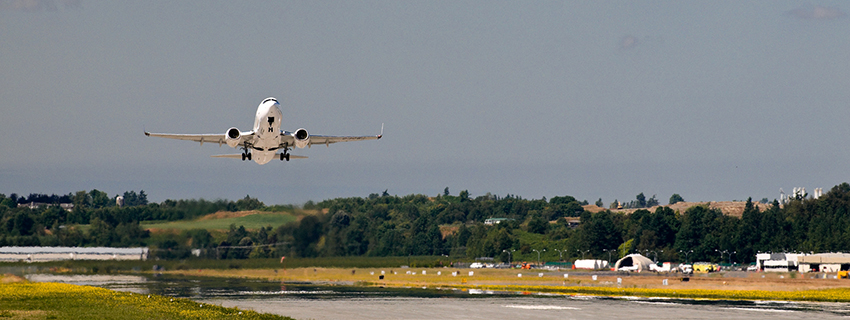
378,123,384,139
144,126,150,137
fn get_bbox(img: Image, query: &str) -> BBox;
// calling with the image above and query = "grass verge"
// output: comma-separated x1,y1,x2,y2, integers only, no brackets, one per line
431,284,850,302
165,267,850,303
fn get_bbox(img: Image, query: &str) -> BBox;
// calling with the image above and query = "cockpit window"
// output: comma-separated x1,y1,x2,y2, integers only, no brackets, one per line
262,97,278,104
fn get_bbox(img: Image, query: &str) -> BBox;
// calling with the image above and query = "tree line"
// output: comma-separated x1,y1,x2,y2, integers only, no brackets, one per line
3,184,850,264
0,190,263,249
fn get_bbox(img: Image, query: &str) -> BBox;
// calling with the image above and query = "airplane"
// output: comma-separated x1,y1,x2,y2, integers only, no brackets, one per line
144,97,382,164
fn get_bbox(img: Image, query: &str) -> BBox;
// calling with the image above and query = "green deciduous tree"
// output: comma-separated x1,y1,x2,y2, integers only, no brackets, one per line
669,194,684,205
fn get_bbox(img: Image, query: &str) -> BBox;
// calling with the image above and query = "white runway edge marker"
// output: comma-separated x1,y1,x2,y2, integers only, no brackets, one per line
503,305,581,310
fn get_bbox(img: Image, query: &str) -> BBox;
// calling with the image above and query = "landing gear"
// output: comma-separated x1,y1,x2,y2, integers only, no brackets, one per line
280,145,291,161
241,145,251,161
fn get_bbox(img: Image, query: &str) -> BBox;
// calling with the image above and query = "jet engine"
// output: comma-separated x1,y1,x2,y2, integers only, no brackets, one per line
293,128,310,148
225,127,241,147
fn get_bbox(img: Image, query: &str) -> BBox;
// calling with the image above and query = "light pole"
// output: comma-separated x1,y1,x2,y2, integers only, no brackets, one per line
576,249,590,260
554,249,565,262
643,249,663,263
533,249,545,267
603,249,614,264
503,249,515,266
716,250,736,266
679,250,693,264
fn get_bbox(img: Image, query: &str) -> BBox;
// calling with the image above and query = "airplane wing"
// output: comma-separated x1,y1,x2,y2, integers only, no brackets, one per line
212,154,307,159
280,125,382,148
311,132,384,144
144,131,254,146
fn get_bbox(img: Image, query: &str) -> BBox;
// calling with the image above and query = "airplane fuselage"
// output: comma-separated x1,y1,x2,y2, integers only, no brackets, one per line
249,98,284,164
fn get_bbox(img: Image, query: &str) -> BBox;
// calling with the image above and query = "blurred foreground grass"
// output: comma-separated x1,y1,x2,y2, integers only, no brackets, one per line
0,276,291,320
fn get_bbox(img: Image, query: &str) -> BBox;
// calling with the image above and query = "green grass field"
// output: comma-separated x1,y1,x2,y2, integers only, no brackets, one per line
142,212,297,231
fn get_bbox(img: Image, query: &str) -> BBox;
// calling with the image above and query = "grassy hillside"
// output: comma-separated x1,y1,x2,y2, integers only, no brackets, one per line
142,211,298,231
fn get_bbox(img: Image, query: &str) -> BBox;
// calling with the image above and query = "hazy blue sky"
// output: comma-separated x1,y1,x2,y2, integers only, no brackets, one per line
2,1,848,205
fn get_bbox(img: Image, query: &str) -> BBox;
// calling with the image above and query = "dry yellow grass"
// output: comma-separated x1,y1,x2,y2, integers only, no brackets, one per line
164,267,850,302
585,201,773,217
0,274,26,284
166,267,850,293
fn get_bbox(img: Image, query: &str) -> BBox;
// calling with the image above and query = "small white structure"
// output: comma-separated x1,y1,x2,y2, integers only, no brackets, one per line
756,253,802,272
573,259,609,270
763,260,796,272
648,262,674,272
0,247,149,262
813,188,824,199
484,218,511,225
614,254,655,272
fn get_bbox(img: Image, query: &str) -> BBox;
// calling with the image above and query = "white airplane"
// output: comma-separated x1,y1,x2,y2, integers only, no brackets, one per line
145,97,382,164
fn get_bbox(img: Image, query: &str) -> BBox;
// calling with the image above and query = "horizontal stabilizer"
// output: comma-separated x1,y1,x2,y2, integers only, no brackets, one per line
210,154,243,159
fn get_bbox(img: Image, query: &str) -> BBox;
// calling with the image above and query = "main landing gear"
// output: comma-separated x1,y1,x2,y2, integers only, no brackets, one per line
279,145,291,161
240,146,252,161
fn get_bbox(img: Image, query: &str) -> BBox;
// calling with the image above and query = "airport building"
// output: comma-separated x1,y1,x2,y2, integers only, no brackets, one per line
755,253,802,272
755,252,850,273
797,253,850,273
0,246,149,262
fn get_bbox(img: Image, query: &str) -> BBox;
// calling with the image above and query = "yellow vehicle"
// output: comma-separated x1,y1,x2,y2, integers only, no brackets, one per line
838,270,849,279
693,262,718,273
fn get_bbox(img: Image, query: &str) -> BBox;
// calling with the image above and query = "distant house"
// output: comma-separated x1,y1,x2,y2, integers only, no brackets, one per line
17,202,74,212
564,217,581,228
484,218,512,225
18,202,49,210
